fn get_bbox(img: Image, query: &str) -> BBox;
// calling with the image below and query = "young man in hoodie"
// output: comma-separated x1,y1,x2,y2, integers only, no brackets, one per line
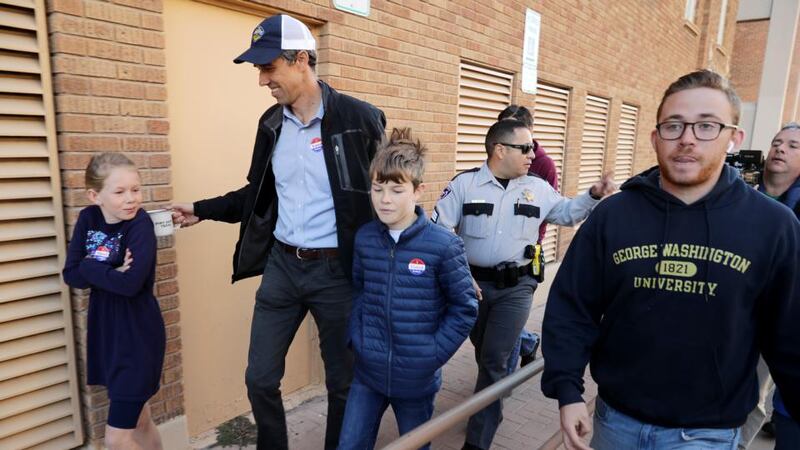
541,70,800,450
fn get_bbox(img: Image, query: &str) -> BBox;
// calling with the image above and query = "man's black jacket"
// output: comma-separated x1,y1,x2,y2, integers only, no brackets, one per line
194,81,386,282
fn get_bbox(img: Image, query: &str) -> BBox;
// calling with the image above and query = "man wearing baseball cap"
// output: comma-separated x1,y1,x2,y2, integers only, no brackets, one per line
172,14,386,450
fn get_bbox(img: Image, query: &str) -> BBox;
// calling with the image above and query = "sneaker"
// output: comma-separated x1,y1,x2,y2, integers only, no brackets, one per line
761,418,776,438
520,335,540,368
461,443,484,450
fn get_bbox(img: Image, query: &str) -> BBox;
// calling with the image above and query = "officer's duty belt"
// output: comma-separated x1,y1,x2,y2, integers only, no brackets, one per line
469,263,532,289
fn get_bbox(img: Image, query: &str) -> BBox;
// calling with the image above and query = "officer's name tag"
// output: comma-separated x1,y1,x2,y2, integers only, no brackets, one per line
469,199,485,203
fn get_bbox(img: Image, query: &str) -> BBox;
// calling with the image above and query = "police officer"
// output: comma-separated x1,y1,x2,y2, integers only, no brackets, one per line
432,119,615,450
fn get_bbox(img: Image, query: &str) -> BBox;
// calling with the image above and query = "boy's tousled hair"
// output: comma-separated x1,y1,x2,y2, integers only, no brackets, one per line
657,70,741,124
85,152,137,191
370,128,427,188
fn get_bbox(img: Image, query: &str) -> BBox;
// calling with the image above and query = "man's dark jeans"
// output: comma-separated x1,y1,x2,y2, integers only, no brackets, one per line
245,245,354,450
465,277,537,450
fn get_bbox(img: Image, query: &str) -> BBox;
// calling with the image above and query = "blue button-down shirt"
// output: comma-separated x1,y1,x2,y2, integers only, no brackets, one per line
272,102,337,248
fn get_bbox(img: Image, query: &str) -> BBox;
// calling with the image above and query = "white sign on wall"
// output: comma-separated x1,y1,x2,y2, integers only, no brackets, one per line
333,0,370,17
521,9,541,95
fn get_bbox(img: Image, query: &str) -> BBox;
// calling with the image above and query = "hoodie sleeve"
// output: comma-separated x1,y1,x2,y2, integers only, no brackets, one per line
541,208,607,407
758,221,800,420
433,234,478,365
62,212,90,289
78,216,156,298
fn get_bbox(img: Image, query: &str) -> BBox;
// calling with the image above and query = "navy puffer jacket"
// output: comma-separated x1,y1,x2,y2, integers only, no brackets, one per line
349,206,478,398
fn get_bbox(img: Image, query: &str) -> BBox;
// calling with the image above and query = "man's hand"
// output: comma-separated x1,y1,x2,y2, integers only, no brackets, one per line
115,249,133,272
589,172,616,199
560,402,592,450
471,277,483,301
170,203,200,228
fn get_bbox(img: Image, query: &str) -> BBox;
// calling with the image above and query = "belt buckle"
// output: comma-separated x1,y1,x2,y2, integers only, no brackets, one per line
295,247,306,261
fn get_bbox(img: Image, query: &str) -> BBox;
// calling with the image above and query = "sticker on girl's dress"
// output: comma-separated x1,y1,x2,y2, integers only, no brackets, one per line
408,258,426,275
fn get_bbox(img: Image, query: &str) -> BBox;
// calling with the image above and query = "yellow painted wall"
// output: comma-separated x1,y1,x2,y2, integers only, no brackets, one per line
163,0,315,436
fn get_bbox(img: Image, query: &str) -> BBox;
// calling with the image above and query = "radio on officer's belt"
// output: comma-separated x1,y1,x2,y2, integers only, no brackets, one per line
525,244,545,283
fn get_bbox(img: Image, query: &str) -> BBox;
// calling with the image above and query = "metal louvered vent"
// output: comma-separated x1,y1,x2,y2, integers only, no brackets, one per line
456,63,513,172
578,94,609,193
533,83,569,262
0,0,84,448
614,103,638,185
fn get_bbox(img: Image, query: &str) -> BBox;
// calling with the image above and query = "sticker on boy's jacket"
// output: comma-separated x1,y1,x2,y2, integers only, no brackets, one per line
408,258,426,275
310,137,323,152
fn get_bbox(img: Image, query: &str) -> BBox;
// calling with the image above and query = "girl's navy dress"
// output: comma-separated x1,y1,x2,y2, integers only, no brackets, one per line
63,206,165,402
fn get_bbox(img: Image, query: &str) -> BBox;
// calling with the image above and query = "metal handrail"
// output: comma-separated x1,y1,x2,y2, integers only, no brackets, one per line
381,358,546,450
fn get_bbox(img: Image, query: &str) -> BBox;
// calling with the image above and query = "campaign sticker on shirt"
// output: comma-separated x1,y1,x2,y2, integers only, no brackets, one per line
408,258,426,275
93,246,111,261
310,137,323,152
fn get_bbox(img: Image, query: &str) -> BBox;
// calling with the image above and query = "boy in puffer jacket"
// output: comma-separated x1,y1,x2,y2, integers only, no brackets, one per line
338,128,478,450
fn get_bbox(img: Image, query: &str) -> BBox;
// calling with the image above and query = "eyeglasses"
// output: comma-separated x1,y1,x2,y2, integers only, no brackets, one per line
655,121,739,141
496,142,535,154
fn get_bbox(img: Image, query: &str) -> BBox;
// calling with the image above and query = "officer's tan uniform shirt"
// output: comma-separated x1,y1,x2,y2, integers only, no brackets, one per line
433,163,598,268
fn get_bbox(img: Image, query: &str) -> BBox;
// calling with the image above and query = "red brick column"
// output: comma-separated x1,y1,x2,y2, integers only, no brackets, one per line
47,0,184,444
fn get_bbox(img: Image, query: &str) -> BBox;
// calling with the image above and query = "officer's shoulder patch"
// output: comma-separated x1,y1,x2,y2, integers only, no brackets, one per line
438,186,452,200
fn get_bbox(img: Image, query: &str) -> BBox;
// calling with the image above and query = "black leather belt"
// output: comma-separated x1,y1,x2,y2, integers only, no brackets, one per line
470,263,532,288
278,241,339,260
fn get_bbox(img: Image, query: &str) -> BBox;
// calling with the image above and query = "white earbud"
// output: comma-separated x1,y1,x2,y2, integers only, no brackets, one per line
727,141,734,153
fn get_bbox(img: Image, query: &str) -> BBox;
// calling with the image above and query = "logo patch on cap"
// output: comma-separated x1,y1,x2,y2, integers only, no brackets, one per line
252,25,265,43
408,258,426,275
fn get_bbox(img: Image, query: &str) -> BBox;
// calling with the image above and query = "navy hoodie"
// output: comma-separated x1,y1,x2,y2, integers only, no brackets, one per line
542,165,800,428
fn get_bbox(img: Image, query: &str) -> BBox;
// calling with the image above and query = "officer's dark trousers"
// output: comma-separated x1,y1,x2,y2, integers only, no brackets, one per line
245,245,354,450
465,277,537,450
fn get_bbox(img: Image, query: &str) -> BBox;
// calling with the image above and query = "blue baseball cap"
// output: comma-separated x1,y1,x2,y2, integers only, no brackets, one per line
233,15,316,65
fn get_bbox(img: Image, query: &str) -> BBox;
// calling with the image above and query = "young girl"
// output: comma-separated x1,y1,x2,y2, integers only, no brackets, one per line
62,153,166,450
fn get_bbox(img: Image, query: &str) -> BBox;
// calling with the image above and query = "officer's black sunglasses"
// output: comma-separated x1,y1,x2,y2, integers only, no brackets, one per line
496,142,536,154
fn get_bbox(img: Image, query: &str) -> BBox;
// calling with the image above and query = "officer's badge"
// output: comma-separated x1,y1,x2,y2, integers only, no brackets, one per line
252,25,265,43
522,189,535,202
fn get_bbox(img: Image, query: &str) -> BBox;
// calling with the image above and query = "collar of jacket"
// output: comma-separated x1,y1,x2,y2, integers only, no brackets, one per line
260,80,336,135
376,205,428,243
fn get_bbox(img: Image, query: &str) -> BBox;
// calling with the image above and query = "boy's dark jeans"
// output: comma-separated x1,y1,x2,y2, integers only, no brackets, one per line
338,377,436,450
245,245,354,450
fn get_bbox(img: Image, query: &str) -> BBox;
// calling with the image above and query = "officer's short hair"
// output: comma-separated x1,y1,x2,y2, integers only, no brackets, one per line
498,105,533,129
485,120,528,157
370,127,427,189
657,70,741,124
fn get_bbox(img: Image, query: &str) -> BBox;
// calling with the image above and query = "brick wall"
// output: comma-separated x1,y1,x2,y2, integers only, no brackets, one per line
730,19,769,102
47,0,183,445
47,0,738,439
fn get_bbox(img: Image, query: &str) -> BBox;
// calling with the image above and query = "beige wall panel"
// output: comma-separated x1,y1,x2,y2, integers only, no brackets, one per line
164,0,313,436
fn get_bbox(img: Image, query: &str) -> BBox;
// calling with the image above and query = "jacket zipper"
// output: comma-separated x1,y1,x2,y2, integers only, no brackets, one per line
386,243,396,396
